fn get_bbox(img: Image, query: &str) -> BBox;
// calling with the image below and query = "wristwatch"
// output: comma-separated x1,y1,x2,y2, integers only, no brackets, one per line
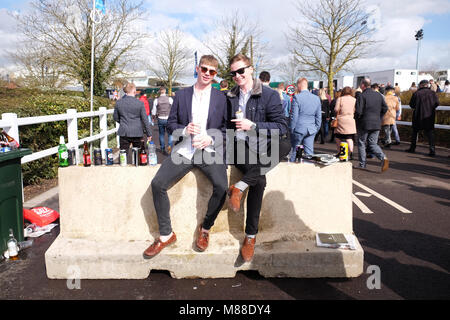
250,122,257,130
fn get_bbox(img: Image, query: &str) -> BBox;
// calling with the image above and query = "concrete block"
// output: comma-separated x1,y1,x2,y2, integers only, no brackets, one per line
45,162,363,279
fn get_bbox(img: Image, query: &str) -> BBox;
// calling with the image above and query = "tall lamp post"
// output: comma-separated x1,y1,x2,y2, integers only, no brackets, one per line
415,29,423,85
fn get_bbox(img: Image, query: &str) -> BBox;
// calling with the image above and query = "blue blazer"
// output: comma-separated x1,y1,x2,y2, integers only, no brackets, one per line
167,86,227,149
290,91,322,136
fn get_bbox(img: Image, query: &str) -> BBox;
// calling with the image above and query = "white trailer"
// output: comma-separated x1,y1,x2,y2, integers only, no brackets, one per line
353,69,420,91
335,75,354,90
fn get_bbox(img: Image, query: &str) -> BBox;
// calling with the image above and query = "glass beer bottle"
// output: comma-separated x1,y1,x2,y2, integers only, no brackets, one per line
83,141,91,167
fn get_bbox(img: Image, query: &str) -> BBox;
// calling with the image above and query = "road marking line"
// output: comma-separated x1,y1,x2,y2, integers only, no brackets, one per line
355,192,372,197
352,194,373,214
353,180,413,214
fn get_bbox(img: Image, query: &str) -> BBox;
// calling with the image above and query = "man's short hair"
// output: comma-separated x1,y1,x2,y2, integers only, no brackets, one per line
385,86,394,92
199,55,219,69
419,79,429,87
361,79,371,88
259,71,271,83
159,87,166,93
124,82,136,94
230,53,251,66
371,83,379,89
297,77,308,87
220,80,228,89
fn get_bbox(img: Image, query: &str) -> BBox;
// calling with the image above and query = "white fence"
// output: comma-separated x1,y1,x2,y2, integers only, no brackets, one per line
0,105,449,166
0,107,119,164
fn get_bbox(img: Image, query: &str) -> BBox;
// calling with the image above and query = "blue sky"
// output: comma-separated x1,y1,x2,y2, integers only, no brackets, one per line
1,0,449,81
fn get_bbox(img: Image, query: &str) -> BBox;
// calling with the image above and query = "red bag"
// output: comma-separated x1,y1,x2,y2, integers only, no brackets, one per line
23,207,59,227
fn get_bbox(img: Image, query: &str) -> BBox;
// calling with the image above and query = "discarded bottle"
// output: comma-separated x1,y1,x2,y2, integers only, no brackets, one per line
139,146,148,166
7,229,19,261
83,141,91,167
18,239,34,251
148,141,157,166
94,148,102,165
58,136,69,167
295,145,304,163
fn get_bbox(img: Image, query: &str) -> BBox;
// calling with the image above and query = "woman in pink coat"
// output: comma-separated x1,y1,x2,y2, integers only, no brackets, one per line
334,86,357,159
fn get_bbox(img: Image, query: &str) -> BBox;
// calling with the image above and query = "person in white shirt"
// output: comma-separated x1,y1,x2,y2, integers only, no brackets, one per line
143,55,228,258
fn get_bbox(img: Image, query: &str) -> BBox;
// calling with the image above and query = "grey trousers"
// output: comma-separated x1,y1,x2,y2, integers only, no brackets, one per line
151,152,228,236
357,129,385,168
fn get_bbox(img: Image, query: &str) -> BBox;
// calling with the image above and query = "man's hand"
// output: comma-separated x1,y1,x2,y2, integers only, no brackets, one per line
397,116,401,121
192,135,213,149
186,122,202,135
231,118,255,131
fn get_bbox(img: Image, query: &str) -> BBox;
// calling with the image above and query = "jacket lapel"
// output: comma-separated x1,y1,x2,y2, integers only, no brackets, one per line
186,86,193,122
206,88,216,129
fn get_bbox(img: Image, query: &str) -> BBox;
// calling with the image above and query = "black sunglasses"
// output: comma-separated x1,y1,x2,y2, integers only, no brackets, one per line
200,66,217,76
230,65,251,77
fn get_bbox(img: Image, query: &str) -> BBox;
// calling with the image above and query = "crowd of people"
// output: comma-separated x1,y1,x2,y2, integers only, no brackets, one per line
112,56,441,262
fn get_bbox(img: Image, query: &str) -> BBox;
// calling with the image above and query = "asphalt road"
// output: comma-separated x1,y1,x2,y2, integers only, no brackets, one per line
1,129,449,304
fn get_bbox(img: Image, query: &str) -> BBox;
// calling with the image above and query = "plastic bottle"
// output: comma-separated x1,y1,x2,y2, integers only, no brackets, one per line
58,136,69,167
148,141,157,166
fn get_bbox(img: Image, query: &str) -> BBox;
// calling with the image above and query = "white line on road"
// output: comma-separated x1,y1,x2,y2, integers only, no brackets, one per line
353,180,413,214
352,194,373,214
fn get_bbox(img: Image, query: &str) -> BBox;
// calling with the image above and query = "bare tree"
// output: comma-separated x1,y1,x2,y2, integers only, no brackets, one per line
13,0,147,96
277,56,301,85
148,29,191,95
10,45,69,88
204,11,266,83
287,0,377,97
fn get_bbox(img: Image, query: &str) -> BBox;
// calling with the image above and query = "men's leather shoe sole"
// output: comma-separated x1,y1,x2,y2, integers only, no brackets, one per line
228,185,243,213
143,233,177,259
381,157,389,173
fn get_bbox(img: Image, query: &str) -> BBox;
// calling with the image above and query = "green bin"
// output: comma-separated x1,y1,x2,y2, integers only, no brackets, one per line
0,148,32,254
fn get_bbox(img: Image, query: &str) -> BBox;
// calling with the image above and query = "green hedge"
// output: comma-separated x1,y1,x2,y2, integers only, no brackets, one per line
0,88,115,185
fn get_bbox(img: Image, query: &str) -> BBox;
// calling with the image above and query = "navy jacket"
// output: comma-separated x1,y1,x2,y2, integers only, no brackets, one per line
113,95,152,137
226,79,287,149
355,88,388,131
167,86,227,150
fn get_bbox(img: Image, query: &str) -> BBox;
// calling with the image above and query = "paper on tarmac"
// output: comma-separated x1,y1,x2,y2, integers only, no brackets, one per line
316,233,357,250
25,223,58,238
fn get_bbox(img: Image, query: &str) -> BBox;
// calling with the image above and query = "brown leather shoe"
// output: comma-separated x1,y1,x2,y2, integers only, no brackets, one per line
167,146,172,154
241,236,256,262
195,225,209,252
143,233,177,259
381,157,389,173
228,184,243,212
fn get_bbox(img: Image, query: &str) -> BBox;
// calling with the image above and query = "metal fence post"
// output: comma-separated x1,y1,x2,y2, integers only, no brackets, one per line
1,113,19,144
116,121,120,150
99,107,107,159
66,109,78,164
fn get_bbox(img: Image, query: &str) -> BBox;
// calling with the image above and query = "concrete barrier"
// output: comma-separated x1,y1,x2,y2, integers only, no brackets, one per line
45,162,364,279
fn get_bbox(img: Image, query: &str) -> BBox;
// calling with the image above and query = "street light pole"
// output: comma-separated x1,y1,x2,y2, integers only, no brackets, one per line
415,29,423,85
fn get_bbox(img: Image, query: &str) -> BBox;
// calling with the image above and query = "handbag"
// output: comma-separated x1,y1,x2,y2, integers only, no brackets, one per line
330,118,338,128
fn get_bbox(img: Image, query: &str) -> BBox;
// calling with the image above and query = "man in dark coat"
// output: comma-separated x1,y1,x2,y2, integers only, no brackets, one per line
405,80,439,156
226,53,290,262
113,83,152,163
355,79,389,172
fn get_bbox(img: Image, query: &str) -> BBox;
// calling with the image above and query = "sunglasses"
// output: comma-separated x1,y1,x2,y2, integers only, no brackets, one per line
200,66,217,76
230,65,251,77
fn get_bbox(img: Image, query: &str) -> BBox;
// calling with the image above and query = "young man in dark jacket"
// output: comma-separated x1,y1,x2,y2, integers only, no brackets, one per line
226,53,290,262
355,79,389,172
405,80,439,156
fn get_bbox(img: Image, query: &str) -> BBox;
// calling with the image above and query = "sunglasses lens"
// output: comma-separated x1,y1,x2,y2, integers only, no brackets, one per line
231,67,246,77
201,66,217,76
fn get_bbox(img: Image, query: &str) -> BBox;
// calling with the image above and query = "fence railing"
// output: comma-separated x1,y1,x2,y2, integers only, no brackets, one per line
0,107,119,164
0,105,448,166
398,106,450,130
